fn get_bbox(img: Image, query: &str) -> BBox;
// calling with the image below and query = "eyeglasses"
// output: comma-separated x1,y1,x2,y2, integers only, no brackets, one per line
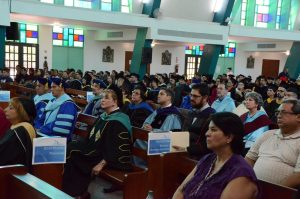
275,110,298,117
277,90,285,92
189,94,202,98
132,91,140,95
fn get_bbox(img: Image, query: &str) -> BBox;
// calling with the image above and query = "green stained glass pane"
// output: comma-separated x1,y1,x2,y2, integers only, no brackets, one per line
20,31,26,43
185,50,192,54
63,40,68,46
20,24,26,30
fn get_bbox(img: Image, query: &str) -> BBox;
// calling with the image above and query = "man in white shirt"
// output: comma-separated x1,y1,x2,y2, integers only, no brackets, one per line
245,99,300,188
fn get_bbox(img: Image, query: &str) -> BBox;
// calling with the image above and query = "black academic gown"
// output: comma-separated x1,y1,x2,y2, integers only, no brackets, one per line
62,115,132,197
0,126,33,170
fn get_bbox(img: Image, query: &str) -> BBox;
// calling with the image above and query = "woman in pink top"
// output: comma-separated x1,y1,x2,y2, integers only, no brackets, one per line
0,107,11,137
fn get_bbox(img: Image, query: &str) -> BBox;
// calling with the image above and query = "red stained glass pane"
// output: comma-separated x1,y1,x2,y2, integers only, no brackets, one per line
58,33,63,40
257,14,263,22
74,35,79,41
26,31,32,38
200,45,204,50
229,48,234,53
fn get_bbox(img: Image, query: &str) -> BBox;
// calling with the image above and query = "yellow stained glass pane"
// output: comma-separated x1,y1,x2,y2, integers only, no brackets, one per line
27,24,38,31
32,48,36,54
74,29,83,35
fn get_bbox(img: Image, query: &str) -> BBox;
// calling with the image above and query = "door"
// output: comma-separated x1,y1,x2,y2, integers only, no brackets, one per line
185,55,201,79
125,51,150,74
262,59,280,78
5,42,39,78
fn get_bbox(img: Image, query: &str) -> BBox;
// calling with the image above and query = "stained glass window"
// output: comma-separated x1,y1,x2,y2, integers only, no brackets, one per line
102,0,112,11
219,42,236,58
254,0,270,28
19,24,39,44
64,0,92,8
185,45,204,56
241,0,248,26
121,0,129,13
275,0,282,29
53,26,84,47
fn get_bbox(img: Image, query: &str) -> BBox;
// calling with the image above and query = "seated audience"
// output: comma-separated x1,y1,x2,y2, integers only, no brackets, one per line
284,87,299,100
36,78,79,141
143,88,182,132
33,77,54,128
173,112,258,199
263,85,278,119
181,83,215,158
0,68,13,83
240,92,272,155
123,85,153,128
83,79,107,117
0,97,36,169
212,83,236,112
245,99,300,188
0,107,11,138
62,89,132,197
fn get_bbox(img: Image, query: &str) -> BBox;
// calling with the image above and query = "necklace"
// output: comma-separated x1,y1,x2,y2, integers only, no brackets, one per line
189,157,217,197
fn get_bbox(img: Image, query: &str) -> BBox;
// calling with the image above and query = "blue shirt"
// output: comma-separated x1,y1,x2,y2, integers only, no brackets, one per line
211,95,236,112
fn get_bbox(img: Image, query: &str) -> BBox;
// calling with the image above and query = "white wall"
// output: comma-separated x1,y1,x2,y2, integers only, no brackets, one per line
160,0,214,22
235,51,288,79
84,30,134,72
151,45,185,75
84,30,187,74
38,25,52,69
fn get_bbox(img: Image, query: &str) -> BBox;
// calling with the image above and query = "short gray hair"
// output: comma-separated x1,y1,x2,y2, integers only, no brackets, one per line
245,92,264,109
282,99,300,114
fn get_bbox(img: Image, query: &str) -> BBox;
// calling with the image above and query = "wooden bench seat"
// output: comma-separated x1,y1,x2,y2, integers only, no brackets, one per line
0,165,72,199
258,179,299,199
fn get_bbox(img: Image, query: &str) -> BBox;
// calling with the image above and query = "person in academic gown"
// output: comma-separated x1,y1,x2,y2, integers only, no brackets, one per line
240,92,272,155
62,89,132,197
33,77,54,128
0,97,36,170
123,85,153,128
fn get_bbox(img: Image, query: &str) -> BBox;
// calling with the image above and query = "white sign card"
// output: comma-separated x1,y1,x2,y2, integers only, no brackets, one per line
32,137,67,165
0,90,10,102
86,91,94,102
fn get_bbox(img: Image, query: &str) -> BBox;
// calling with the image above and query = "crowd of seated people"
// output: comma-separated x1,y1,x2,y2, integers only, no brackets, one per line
0,66,300,198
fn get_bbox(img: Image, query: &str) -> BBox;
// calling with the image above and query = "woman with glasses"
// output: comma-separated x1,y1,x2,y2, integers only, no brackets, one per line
240,92,272,155
173,112,258,199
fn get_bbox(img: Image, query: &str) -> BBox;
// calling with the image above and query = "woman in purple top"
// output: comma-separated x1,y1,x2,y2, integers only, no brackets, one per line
173,112,259,199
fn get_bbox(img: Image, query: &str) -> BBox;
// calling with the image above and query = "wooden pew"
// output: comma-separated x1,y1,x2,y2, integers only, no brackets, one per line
65,88,88,107
0,165,72,199
258,179,299,199
161,152,197,199
73,113,97,139
98,127,148,199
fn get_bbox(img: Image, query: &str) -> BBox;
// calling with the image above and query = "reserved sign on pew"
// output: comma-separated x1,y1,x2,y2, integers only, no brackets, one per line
147,131,189,155
0,90,10,102
32,137,67,164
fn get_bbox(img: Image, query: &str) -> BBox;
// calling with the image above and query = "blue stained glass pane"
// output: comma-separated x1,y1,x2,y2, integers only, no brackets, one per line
229,53,234,57
32,31,38,38
63,28,68,36
78,35,84,42
102,3,111,11
185,50,192,54
20,24,26,30
69,28,74,34
200,51,203,56
20,31,26,43
69,35,74,46
64,34,68,40
53,33,58,39
263,14,269,22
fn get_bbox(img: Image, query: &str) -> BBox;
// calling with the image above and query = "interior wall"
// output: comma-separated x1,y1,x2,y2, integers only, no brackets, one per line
235,50,288,79
52,46,83,71
151,45,185,75
214,57,235,78
38,25,52,69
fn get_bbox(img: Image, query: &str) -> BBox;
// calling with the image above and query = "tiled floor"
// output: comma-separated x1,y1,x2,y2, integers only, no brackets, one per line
88,178,123,199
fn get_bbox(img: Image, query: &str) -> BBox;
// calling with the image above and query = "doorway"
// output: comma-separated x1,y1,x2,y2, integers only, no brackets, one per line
185,55,201,79
125,51,150,74
262,59,280,78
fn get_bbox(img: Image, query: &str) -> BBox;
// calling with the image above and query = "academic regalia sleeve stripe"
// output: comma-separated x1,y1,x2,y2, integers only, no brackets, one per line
53,127,70,134
57,114,75,120
54,121,73,127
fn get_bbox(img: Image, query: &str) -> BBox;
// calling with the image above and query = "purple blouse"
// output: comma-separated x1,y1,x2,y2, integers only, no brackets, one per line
183,153,258,199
